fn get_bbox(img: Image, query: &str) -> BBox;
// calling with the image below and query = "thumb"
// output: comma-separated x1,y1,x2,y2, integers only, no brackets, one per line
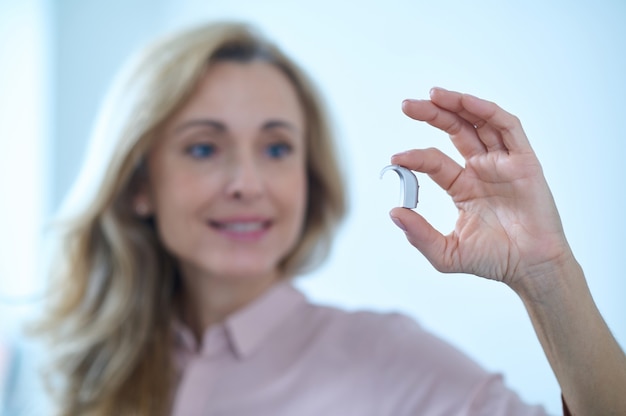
389,207,447,271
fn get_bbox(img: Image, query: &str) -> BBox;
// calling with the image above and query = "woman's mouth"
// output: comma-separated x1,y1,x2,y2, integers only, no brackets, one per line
208,219,272,241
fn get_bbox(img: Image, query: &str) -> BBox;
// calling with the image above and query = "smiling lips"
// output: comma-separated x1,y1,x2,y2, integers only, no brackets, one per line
209,219,272,241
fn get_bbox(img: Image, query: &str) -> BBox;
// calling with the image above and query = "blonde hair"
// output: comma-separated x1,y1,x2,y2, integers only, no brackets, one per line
36,21,346,415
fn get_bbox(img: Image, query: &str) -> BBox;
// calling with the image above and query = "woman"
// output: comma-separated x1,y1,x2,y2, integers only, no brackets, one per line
36,21,625,415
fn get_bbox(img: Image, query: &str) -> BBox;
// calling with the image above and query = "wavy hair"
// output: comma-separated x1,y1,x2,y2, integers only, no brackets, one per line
35,21,346,415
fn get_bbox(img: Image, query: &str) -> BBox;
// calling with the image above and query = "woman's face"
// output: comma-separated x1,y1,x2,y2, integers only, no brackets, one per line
140,61,307,283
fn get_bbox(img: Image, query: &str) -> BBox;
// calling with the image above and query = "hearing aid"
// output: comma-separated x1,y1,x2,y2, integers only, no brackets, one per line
380,164,419,209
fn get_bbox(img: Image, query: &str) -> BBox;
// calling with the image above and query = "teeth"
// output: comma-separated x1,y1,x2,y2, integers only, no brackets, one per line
220,222,265,233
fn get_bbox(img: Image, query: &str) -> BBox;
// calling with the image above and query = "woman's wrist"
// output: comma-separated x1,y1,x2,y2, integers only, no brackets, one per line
509,252,585,306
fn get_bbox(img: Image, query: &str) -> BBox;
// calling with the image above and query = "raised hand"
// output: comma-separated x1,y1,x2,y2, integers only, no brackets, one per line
388,87,626,415
389,87,574,291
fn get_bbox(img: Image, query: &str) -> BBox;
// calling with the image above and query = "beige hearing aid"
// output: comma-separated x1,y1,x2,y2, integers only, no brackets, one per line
380,164,419,209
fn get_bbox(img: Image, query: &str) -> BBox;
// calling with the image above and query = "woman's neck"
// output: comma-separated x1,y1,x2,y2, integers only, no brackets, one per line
177,267,280,345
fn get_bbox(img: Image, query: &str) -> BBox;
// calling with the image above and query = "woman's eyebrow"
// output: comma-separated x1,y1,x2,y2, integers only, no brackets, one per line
173,119,226,133
262,119,300,133
173,119,300,134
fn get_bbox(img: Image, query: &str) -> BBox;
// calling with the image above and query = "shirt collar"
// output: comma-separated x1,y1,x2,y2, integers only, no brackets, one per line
225,282,307,359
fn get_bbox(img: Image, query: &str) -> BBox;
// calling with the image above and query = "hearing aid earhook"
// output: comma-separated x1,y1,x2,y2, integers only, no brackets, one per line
380,164,419,209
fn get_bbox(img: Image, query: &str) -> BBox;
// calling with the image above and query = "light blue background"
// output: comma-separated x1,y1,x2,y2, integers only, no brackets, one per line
1,1,625,414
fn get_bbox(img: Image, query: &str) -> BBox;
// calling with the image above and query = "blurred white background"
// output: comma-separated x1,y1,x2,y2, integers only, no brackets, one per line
1,0,625,414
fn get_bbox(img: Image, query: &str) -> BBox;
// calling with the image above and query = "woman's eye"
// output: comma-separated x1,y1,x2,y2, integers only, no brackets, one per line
186,143,216,159
266,142,292,159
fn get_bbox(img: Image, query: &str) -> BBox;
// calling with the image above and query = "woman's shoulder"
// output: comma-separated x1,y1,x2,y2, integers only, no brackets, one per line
274,287,545,415
290,296,529,414
298,297,455,365
305,301,425,343
283,286,486,381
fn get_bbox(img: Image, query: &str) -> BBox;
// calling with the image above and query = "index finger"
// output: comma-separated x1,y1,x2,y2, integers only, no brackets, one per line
430,87,533,153
401,98,487,159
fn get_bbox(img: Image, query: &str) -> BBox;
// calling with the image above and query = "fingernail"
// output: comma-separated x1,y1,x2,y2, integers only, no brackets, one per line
391,150,409,158
402,99,419,111
390,215,407,231
429,87,440,97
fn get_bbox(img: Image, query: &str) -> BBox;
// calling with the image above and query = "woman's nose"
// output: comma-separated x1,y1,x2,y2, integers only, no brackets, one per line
225,154,264,201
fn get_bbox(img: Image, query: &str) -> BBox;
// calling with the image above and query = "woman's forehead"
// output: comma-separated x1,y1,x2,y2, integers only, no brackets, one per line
169,61,305,131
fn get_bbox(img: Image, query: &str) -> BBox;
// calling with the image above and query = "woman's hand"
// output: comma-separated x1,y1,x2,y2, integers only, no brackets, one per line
390,87,626,415
389,87,574,291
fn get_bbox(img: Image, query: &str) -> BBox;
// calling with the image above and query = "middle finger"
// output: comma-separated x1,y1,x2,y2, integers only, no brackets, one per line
429,88,507,152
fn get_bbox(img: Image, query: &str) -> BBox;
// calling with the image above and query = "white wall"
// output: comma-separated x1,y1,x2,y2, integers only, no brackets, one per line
0,0,53,413
0,0,52,326
37,0,626,414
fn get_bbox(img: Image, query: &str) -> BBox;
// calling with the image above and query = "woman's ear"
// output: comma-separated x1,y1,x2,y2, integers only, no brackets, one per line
133,188,154,217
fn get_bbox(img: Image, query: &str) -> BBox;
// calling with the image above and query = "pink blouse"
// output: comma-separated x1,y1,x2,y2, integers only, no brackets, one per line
172,283,547,415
